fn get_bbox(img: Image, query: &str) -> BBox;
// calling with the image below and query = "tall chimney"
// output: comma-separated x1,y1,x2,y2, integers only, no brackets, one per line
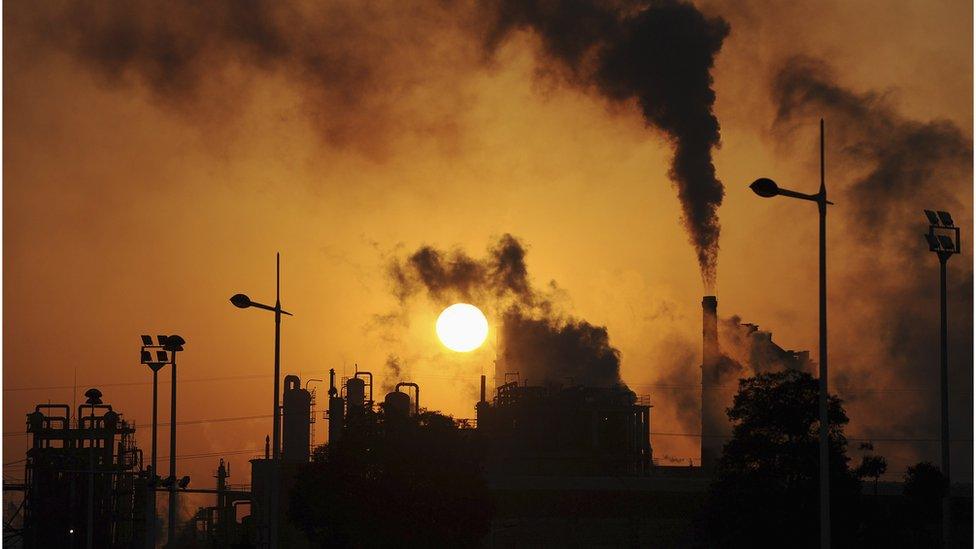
701,295,720,470
702,296,718,368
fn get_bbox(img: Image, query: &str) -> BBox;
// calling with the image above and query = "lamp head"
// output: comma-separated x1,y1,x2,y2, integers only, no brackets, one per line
230,294,252,309
84,388,103,405
750,178,780,198
162,335,185,352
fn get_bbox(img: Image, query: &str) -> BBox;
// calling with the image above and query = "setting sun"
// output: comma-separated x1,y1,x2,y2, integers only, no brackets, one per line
435,303,489,352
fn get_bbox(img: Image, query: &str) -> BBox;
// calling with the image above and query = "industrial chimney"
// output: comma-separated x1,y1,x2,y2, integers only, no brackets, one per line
701,296,721,470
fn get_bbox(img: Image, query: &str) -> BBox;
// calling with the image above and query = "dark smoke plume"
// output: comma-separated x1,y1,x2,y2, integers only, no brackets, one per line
484,0,730,286
391,234,534,306
391,234,630,391
499,310,622,388
771,56,973,471
17,1,483,156
20,0,731,286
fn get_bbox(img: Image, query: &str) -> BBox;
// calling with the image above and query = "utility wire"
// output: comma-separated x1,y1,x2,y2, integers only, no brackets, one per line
3,413,272,437
3,371,332,393
6,419,969,444
2,372,939,394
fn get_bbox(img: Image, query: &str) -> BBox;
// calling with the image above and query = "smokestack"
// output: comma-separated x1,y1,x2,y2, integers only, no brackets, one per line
703,296,718,368
701,295,720,470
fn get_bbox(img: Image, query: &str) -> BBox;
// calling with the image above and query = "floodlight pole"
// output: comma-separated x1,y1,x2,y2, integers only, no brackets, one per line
150,366,158,549
168,350,178,547
924,211,958,548
938,249,951,547
87,403,95,549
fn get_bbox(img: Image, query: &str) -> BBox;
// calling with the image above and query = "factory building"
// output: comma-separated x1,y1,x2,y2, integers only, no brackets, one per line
20,389,146,548
700,295,815,470
477,378,652,477
249,374,316,548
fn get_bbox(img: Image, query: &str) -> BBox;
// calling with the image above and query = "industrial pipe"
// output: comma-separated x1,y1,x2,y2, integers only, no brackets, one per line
394,382,420,415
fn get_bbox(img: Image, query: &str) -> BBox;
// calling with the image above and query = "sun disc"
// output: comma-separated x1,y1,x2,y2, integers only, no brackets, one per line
436,303,489,352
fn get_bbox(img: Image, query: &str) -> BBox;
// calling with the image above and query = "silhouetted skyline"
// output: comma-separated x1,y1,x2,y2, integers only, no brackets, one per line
2,1,972,546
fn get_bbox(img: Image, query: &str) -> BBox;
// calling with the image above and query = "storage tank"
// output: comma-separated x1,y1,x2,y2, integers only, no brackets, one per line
346,377,366,411
384,391,411,418
282,375,311,463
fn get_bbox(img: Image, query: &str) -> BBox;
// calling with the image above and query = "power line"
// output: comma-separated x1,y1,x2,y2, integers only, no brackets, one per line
3,450,258,467
157,449,260,462
648,431,972,443
3,371,939,394
627,383,938,395
3,413,272,438
3,370,333,393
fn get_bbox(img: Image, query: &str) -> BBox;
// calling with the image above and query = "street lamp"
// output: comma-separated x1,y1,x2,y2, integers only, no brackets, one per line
229,253,292,549
138,335,176,549
749,118,832,549
924,209,959,548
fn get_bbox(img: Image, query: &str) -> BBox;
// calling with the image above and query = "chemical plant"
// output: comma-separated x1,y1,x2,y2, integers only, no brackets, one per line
4,294,821,547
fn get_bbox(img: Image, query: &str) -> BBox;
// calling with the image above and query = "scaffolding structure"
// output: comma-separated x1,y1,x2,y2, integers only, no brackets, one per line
22,395,146,548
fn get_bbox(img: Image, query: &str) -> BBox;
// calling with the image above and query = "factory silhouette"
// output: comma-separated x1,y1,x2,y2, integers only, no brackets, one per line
9,290,967,547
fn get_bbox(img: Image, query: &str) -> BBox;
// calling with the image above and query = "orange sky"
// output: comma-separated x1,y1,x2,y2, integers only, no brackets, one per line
3,0,973,502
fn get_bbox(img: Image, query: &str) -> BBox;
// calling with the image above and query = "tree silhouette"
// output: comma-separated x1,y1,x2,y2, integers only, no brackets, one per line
855,454,888,496
701,369,861,547
289,408,491,548
903,462,946,517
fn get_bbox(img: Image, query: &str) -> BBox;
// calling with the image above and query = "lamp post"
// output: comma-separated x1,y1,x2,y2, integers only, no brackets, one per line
230,253,292,548
749,118,833,549
158,335,185,548
923,209,959,548
84,388,102,549
139,336,177,549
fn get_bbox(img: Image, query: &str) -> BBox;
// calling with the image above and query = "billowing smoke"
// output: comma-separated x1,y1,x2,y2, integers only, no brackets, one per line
19,0,730,286
718,316,813,377
700,314,813,452
499,311,622,387
14,1,486,157
771,56,973,472
483,0,730,287
391,234,630,392
391,234,534,306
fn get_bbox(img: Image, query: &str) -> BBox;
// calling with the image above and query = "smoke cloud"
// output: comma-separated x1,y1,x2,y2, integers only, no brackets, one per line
719,316,813,377
697,314,814,450
16,1,485,157
19,0,730,286
771,56,973,470
390,234,630,392
483,0,730,287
